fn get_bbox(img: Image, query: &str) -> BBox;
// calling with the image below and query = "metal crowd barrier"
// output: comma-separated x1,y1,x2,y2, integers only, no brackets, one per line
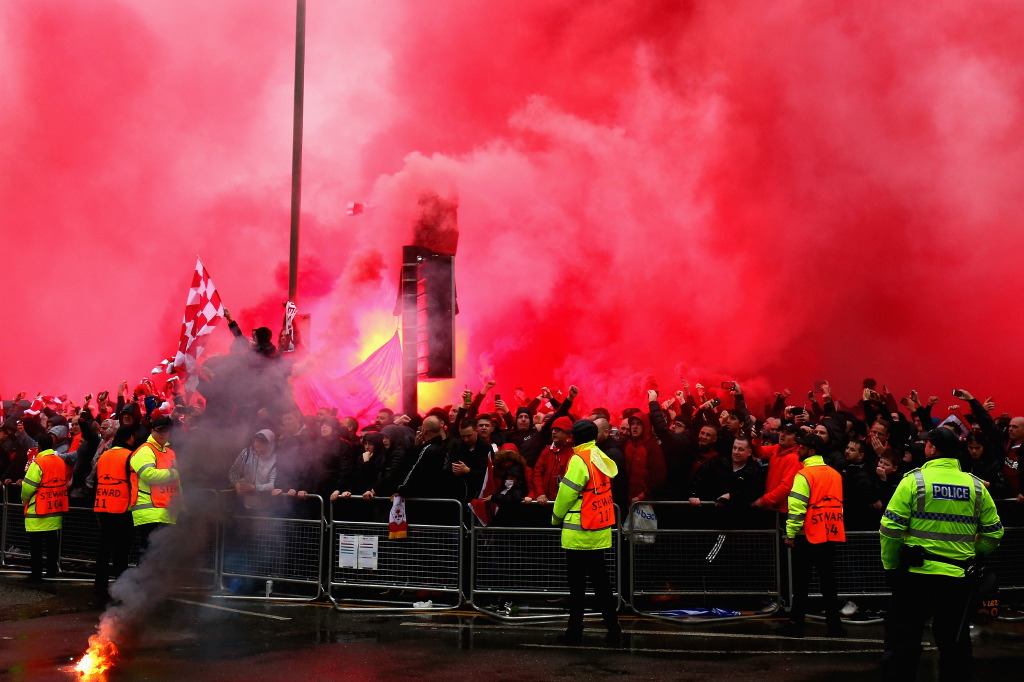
626,501,781,624
217,491,325,601
792,530,890,601
469,503,621,621
1,484,31,569
173,488,222,591
6,479,1024,621
2,484,220,589
327,497,465,611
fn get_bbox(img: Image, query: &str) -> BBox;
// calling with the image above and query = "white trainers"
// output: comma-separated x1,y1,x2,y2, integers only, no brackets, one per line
840,600,858,616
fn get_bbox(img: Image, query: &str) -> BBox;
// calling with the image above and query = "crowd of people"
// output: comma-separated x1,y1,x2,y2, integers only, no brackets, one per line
2,321,1023,591
3,361,1023,532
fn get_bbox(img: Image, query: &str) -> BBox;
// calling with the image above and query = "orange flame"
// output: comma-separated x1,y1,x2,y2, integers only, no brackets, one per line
73,634,118,680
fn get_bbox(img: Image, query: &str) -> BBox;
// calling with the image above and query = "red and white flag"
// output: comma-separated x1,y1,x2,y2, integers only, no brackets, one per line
169,258,226,388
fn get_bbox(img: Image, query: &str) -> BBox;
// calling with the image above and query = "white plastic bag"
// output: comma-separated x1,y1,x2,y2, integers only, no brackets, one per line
626,502,658,545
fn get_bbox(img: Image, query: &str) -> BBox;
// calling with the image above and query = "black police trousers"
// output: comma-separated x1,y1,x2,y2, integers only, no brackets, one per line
881,571,973,682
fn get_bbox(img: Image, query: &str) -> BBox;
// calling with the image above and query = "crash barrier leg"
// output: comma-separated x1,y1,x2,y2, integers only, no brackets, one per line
1,484,32,571
216,492,324,601
327,497,464,611
626,501,780,624
470,504,621,622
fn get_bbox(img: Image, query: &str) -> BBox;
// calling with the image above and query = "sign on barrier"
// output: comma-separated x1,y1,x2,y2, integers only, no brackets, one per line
327,497,464,610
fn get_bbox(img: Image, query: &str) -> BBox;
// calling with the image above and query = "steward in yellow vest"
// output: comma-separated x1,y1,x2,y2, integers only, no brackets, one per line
129,416,180,551
19,432,66,581
782,433,846,638
551,418,621,646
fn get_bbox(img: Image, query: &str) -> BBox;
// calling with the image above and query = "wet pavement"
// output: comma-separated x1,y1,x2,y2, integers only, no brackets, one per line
2,576,1023,681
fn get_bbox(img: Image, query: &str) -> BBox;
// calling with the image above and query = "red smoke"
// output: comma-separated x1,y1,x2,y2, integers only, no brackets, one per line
3,1,1024,415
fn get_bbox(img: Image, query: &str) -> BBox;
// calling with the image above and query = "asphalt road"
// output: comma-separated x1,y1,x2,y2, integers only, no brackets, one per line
1,576,1023,681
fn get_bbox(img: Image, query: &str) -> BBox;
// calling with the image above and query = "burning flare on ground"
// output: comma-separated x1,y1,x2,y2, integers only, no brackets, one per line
73,634,118,680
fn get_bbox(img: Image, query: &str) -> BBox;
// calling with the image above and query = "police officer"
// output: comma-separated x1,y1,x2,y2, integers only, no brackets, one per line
880,426,1003,681
551,419,621,646
782,433,846,638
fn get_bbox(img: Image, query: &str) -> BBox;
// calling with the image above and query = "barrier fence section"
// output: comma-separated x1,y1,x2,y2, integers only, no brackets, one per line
792,530,890,602
1,484,31,568
327,497,464,611
217,492,325,601
172,488,222,591
990,501,1024,600
795,501,1024,605
626,501,780,623
470,504,621,621
5,481,1024,619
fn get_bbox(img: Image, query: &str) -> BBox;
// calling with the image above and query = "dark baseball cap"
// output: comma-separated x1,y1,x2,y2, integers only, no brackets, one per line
924,427,960,457
150,416,174,431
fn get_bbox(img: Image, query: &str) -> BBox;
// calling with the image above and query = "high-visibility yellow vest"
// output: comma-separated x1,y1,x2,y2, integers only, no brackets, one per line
21,450,68,532
552,441,619,550
880,458,1003,577
129,437,181,526
787,457,846,543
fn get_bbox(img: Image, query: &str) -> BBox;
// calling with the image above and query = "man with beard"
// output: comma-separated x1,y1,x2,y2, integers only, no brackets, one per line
505,407,544,467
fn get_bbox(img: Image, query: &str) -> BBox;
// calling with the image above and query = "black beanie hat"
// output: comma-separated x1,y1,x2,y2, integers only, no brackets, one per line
571,419,598,444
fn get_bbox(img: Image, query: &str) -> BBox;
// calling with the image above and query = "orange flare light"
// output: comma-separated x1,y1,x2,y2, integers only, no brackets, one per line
74,634,118,680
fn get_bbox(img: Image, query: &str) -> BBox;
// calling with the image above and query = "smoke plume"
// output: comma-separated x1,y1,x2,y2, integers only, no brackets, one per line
3,1,1024,414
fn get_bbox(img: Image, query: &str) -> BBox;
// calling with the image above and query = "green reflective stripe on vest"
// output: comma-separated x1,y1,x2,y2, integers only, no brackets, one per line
883,509,909,526
132,503,155,510
910,511,978,524
879,525,904,538
563,521,585,530
912,470,926,512
787,513,805,522
906,528,977,543
980,522,1003,533
22,476,41,488
560,476,583,492
136,462,155,473
24,512,62,518
788,491,809,503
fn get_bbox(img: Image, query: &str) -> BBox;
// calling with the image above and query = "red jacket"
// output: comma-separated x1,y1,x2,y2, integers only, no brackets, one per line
531,443,572,500
756,443,802,513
